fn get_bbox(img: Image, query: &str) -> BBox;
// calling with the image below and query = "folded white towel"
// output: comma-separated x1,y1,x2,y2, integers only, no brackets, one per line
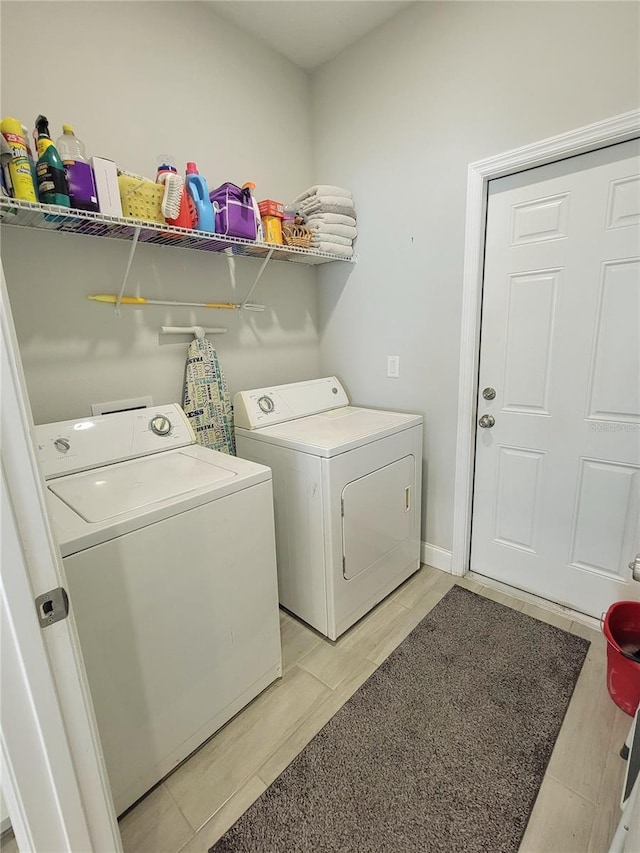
305,212,357,227
299,195,356,215
294,185,352,203
312,241,354,258
308,222,357,240
311,233,353,247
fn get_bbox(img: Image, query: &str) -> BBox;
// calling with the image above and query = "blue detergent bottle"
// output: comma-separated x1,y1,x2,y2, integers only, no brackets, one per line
185,162,215,232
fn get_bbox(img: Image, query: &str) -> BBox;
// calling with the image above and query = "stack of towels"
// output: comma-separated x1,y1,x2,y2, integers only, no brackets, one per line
293,185,357,258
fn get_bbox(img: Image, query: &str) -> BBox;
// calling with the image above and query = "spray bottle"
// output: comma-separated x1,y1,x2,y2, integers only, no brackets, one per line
35,115,70,207
0,117,38,201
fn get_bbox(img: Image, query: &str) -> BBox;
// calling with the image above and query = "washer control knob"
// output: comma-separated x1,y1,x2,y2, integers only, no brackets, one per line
150,415,171,436
258,395,275,414
54,438,70,453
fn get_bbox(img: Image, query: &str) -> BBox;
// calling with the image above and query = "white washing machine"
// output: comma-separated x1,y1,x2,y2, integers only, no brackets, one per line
234,377,423,640
35,404,281,816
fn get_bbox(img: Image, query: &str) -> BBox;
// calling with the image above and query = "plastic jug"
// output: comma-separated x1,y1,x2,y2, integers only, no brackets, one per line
56,125,98,211
185,162,215,233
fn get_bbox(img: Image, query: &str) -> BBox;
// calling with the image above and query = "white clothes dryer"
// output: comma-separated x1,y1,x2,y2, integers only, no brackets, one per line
36,404,281,816
234,377,423,640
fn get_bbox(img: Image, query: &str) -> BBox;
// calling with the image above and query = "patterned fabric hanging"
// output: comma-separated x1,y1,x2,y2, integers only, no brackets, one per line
182,336,236,455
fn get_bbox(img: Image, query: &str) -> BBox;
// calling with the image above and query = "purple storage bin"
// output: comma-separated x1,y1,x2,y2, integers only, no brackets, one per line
209,182,257,240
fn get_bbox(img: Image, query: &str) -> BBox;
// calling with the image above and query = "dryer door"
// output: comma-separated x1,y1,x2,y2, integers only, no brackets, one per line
342,455,415,580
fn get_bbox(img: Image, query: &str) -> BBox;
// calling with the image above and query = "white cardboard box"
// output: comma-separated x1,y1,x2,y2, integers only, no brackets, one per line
91,156,122,217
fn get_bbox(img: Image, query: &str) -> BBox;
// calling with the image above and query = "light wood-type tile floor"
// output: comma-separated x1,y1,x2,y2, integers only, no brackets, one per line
0,565,632,853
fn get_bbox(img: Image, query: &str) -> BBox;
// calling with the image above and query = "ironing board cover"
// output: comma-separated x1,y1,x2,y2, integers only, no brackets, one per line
182,337,236,455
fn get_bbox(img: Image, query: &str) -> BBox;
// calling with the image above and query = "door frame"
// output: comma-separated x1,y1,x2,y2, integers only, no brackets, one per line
451,108,640,577
1,261,122,851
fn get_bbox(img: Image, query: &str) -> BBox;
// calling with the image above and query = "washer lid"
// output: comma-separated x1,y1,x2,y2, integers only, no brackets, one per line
236,406,422,457
45,445,273,557
48,450,238,522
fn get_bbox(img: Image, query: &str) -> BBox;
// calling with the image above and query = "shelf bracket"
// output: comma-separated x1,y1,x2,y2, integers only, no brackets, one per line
241,247,274,312
224,248,237,293
115,226,141,316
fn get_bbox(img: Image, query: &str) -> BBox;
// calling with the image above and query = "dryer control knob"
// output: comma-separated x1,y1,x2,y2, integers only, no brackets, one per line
54,438,70,453
258,395,275,414
150,415,171,436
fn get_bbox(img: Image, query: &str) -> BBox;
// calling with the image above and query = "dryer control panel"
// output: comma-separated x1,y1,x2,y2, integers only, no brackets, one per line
36,403,195,480
234,377,349,429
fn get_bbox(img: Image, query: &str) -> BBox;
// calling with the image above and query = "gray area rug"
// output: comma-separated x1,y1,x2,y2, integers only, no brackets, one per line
211,585,590,853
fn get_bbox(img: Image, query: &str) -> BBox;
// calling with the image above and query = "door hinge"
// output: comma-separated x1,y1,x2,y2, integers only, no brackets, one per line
35,587,69,628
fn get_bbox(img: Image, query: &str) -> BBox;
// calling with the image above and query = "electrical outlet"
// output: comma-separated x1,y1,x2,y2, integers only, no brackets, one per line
387,356,400,378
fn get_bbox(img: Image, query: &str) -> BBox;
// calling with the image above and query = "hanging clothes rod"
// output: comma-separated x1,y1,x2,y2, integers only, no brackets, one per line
161,326,227,338
88,294,266,311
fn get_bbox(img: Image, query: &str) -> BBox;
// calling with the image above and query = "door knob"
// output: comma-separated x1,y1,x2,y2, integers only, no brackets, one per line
479,414,495,429
630,554,640,582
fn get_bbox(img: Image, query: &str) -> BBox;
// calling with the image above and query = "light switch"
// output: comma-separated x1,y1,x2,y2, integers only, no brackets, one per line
387,356,400,378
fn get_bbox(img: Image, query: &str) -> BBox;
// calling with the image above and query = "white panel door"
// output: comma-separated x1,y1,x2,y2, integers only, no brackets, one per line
471,140,640,618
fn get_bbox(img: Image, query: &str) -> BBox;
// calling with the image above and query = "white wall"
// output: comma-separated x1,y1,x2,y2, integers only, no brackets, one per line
1,1,322,423
3,1,639,552
313,1,640,555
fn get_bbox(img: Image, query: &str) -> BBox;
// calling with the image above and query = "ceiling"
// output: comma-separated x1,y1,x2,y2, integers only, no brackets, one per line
208,1,414,70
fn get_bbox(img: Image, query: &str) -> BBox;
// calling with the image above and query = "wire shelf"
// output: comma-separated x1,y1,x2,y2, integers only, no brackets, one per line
0,198,356,266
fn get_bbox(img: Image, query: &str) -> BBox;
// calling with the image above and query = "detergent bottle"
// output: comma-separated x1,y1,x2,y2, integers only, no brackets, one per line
56,125,98,211
0,116,38,201
35,115,70,207
185,162,215,233
157,157,196,229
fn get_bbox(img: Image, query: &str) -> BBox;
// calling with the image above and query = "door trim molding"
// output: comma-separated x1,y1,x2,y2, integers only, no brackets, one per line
452,109,640,577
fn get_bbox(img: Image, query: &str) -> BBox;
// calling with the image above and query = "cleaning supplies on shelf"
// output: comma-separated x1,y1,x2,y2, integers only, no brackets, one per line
156,157,195,229
209,182,257,240
21,124,39,201
0,136,10,197
91,156,122,216
241,182,263,242
56,125,98,212
0,117,38,201
35,115,70,207
117,168,164,223
282,202,297,227
185,162,215,233
258,199,284,245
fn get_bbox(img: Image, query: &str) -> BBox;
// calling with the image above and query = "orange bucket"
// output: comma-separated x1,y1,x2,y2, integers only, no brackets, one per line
602,600,640,716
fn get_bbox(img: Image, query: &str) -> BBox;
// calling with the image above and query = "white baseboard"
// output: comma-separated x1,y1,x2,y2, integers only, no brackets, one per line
421,542,453,573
